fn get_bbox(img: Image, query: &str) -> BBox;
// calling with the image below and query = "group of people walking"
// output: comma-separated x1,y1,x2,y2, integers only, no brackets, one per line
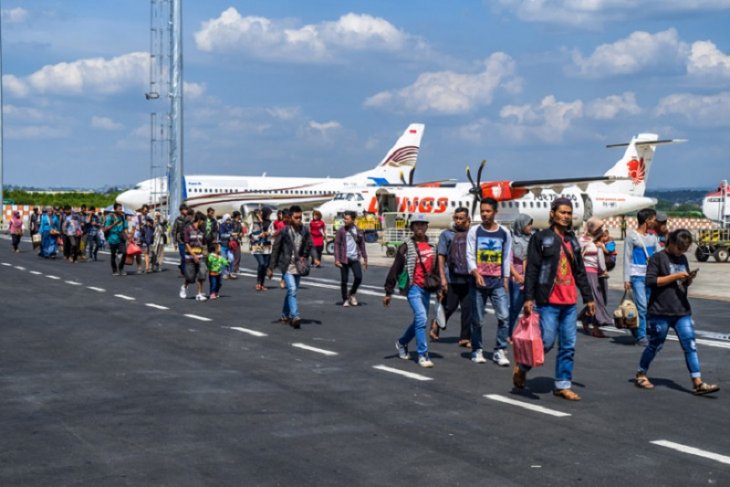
385,198,718,400
6,198,718,399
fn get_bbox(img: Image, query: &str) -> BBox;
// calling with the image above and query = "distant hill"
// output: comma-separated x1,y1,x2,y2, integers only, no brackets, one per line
645,189,706,217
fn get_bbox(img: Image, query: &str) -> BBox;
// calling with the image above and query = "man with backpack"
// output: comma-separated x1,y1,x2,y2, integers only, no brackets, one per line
171,204,190,276
267,205,313,329
430,207,472,347
623,208,659,346
467,198,512,367
334,210,368,307
518,198,595,401
103,203,128,276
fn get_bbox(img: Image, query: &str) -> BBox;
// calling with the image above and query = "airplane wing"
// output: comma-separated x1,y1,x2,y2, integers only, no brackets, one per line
510,176,630,193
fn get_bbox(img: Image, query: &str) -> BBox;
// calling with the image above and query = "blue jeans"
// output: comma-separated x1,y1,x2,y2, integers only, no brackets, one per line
209,274,222,295
282,272,302,319
631,275,651,341
519,304,577,390
254,254,271,285
178,243,187,274
639,315,701,379
398,285,431,357
470,284,510,352
507,280,525,338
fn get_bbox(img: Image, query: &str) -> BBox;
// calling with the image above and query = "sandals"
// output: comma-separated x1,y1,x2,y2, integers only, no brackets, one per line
635,373,654,390
591,327,607,338
553,388,581,401
429,321,440,341
693,382,720,396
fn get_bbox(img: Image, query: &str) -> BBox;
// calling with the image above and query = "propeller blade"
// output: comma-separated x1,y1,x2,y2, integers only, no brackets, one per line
476,160,486,187
466,165,475,187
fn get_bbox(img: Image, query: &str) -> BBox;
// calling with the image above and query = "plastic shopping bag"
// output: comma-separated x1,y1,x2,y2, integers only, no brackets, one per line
512,312,544,368
435,302,447,329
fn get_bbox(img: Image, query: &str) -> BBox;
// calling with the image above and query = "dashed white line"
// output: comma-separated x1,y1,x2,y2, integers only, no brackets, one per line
484,394,571,418
292,343,338,356
14,266,26,271
30,270,42,275
184,314,212,322
87,286,105,292
65,280,82,286
1,262,11,266
114,294,136,301
372,364,433,381
229,327,268,337
667,335,730,350
651,440,730,466
46,275,61,280
145,303,169,310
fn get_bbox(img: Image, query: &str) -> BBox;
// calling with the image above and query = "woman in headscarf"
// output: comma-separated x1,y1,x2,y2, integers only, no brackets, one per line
218,213,232,278
9,211,23,252
39,208,60,258
578,217,612,337
250,208,274,291
507,214,533,337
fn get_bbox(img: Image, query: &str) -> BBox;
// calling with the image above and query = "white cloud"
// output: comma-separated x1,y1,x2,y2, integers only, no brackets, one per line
585,92,641,119
655,92,730,126
687,41,730,78
3,104,49,122
571,29,688,77
2,7,29,24
194,8,423,63
456,91,641,144
266,107,301,120
183,81,206,99
6,52,148,98
364,52,521,114
2,104,72,140
91,116,124,131
6,125,70,140
496,1,730,26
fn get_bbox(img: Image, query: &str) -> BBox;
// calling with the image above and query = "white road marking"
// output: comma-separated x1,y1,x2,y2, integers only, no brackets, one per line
14,266,26,271
666,335,730,350
651,440,730,466
484,394,571,418
65,280,82,286
114,294,136,301
292,343,338,356
1,262,11,266
30,270,42,275
184,314,212,322
576,323,730,350
229,327,268,337
46,275,61,280
145,303,169,310
372,364,433,381
87,286,105,292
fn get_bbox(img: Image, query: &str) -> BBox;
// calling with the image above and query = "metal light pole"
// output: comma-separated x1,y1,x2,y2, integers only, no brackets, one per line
0,0,5,224
168,0,183,222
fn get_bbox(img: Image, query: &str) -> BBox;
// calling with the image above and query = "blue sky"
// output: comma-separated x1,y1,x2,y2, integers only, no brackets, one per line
2,0,730,190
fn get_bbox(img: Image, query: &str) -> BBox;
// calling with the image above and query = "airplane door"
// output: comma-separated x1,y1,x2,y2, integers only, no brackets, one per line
376,190,396,215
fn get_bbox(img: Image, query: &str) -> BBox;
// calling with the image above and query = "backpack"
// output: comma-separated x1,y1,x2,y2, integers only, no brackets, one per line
447,230,469,276
613,290,638,329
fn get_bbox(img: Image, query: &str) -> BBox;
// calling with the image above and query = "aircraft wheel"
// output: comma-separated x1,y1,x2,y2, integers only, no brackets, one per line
325,241,335,255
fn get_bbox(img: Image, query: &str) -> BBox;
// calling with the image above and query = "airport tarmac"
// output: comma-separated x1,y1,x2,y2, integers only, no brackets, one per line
1,240,728,485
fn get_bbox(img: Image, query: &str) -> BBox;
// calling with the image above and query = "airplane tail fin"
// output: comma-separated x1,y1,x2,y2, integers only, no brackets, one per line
355,123,425,184
602,133,684,196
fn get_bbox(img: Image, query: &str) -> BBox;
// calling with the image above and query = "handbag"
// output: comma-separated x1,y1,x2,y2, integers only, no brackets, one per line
512,312,544,367
614,289,638,329
295,256,311,277
32,233,42,249
126,241,142,256
415,243,441,293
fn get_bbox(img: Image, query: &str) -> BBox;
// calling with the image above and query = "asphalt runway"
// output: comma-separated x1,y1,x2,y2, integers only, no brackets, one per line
1,245,728,486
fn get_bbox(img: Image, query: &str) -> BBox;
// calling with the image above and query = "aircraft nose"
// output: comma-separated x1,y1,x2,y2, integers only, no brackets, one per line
117,190,143,210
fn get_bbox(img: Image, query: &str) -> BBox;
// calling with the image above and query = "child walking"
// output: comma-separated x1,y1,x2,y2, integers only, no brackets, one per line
207,243,229,300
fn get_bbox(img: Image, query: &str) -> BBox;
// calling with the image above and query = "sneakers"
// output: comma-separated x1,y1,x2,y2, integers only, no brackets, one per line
492,349,510,367
471,349,487,364
179,285,187,299
342,300,350,307
395,341,409,360
209,292,218,300
418,355,434,368
553,388,581,401
348,295,358,306
512,366,527,389
195,293,208,302
290,317,302,329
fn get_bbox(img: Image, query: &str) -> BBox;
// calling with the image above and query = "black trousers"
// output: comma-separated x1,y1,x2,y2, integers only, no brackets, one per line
109,242,127,273
340,259,362,301
443,281,472,340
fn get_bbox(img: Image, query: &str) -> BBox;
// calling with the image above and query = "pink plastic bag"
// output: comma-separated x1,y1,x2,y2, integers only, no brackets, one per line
512,312,544,367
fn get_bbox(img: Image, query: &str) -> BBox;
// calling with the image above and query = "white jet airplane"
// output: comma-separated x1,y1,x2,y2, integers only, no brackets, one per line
116,123,425,215
702,180,729,227
317,133,684,229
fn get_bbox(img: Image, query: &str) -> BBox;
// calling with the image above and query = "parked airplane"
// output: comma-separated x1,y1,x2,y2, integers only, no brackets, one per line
702,180,729,227
116,123,425,215
317,133,683,229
